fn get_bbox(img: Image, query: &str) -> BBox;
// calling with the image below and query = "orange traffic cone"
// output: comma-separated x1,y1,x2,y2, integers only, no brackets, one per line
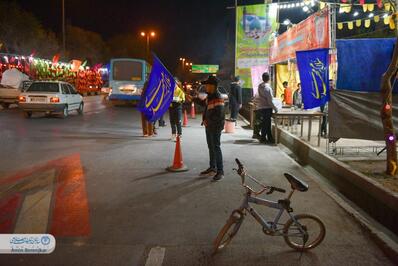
183,110,188,127
190,102,196,119
166,135,188,172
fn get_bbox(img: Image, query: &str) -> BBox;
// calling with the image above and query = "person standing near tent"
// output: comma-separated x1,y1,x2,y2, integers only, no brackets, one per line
229,76,242,121
293,83,303,124
254,72,278,144
282,81,293,106
197,75,225,181
169,80,185,141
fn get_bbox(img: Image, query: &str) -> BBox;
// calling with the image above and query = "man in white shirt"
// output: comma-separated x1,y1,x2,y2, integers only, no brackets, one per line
253,72,278,144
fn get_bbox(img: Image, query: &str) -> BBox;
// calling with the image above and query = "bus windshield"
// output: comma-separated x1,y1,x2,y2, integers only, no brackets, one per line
113,61,143,81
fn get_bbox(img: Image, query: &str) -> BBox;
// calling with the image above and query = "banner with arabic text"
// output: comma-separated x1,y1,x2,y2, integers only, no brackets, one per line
296,48,330,109
138,55,175,122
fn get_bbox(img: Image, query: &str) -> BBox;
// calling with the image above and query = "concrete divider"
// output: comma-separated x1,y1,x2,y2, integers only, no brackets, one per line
276,126,398,236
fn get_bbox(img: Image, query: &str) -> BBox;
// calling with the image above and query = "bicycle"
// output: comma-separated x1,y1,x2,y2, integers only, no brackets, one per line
213,158,326,254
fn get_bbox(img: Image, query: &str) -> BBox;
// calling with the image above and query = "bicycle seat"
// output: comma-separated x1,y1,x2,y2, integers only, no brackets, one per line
284,173,309,192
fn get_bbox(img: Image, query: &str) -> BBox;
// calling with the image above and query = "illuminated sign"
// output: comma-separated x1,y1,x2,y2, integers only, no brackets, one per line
191,65,219,74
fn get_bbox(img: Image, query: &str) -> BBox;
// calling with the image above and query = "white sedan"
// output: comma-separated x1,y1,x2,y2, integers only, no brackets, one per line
19,81,84,118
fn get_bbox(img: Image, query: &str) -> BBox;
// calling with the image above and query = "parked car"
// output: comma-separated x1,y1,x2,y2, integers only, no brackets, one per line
0,68,29,109
0,84,20,109
19,81,84,118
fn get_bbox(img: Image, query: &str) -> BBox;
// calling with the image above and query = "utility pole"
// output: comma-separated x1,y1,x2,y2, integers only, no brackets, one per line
62,0,66,54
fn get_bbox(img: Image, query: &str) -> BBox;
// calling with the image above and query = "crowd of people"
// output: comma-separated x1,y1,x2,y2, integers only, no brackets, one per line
139,72,328,182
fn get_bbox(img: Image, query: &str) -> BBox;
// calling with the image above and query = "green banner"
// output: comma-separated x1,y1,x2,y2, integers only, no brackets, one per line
191,64,219,74
235,3,278,88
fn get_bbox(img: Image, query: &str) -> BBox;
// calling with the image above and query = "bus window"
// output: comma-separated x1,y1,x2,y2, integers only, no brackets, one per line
113,61,143,81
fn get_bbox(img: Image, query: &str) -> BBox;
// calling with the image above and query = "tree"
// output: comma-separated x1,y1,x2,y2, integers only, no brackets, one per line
66,25,107,65
380,38,398,176
0,2,59,58
106,34,146,60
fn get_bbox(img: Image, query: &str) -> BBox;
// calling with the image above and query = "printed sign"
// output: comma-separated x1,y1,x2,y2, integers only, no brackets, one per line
270,9,330,64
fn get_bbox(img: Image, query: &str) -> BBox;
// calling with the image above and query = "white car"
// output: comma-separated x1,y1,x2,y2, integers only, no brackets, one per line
19,81,84,118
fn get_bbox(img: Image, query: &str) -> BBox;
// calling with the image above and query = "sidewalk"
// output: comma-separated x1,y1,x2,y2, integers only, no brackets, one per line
147,116,394,265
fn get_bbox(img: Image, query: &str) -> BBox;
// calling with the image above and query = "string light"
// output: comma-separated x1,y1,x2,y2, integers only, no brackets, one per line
368,13,374,18
353,11,359,17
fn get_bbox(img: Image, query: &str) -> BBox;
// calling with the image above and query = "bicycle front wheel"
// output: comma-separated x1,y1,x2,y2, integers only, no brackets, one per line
212,210,244,254
283,213,325,251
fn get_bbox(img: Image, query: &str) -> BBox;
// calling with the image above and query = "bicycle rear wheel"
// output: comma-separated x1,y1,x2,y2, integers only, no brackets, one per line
213,210,244,254
283,213,325,251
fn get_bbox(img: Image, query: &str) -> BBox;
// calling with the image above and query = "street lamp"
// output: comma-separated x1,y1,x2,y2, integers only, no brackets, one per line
179,57,186,70
140,31,156,60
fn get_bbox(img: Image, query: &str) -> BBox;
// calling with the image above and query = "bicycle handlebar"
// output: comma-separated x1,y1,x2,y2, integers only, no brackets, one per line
234,158,285,195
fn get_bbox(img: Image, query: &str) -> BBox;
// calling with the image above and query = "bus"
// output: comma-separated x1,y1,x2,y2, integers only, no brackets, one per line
108,58,151,104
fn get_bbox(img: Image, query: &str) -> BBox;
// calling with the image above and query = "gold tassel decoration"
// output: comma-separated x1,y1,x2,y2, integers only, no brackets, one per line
384,16,391,25
390,18,396,29
368,4,375,12
365,19,371,28
337,23,343,30
384,3,391,11
374,15,380,23
348,21,354,30
356,19,362,27
363,4,368,12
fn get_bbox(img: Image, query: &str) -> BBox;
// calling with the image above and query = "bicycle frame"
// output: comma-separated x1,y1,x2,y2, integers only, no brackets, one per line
239,189,296,235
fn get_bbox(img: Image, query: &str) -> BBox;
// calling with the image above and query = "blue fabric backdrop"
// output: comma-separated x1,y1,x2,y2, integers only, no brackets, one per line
296,48,330,109
336,38,396,92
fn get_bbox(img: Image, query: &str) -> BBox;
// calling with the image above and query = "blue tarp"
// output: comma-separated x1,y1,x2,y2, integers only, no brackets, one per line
336,38,396,92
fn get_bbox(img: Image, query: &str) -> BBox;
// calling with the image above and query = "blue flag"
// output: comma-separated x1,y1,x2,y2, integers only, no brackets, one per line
296,48,330,109
138,55,175,122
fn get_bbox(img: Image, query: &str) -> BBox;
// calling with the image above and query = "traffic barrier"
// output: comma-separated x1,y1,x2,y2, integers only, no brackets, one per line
183,110,188,127
190,102,196,119
166,135,188,172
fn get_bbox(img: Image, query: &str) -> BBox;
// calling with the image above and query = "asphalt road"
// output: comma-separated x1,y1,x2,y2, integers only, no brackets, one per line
0,96,394,266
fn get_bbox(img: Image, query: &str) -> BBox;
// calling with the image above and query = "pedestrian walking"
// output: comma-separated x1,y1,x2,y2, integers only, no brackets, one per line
254,72,278,144
169,81,185,141
197,76,225,181
229,76,242,121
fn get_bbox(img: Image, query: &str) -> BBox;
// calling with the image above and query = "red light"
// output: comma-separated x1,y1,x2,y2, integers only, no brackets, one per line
18,96,26,102
385,104,391,111
50,97,60,103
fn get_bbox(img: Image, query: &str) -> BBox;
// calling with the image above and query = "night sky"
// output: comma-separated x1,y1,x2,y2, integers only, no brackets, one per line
13,0,266,69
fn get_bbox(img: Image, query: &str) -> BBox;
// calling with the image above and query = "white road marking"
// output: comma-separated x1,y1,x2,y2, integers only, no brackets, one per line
14,169,55,233
144,246,166,266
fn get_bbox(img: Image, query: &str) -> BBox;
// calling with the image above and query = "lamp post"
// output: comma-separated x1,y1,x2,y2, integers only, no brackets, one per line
62,0,66,54
179,57,186,70
141,31,156,60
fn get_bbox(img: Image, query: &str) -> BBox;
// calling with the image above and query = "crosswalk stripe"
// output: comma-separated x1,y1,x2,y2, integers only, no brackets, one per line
145,247,166,266
14,170,55,233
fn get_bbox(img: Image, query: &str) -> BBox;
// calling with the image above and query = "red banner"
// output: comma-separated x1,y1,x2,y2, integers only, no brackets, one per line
269,9,330,64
